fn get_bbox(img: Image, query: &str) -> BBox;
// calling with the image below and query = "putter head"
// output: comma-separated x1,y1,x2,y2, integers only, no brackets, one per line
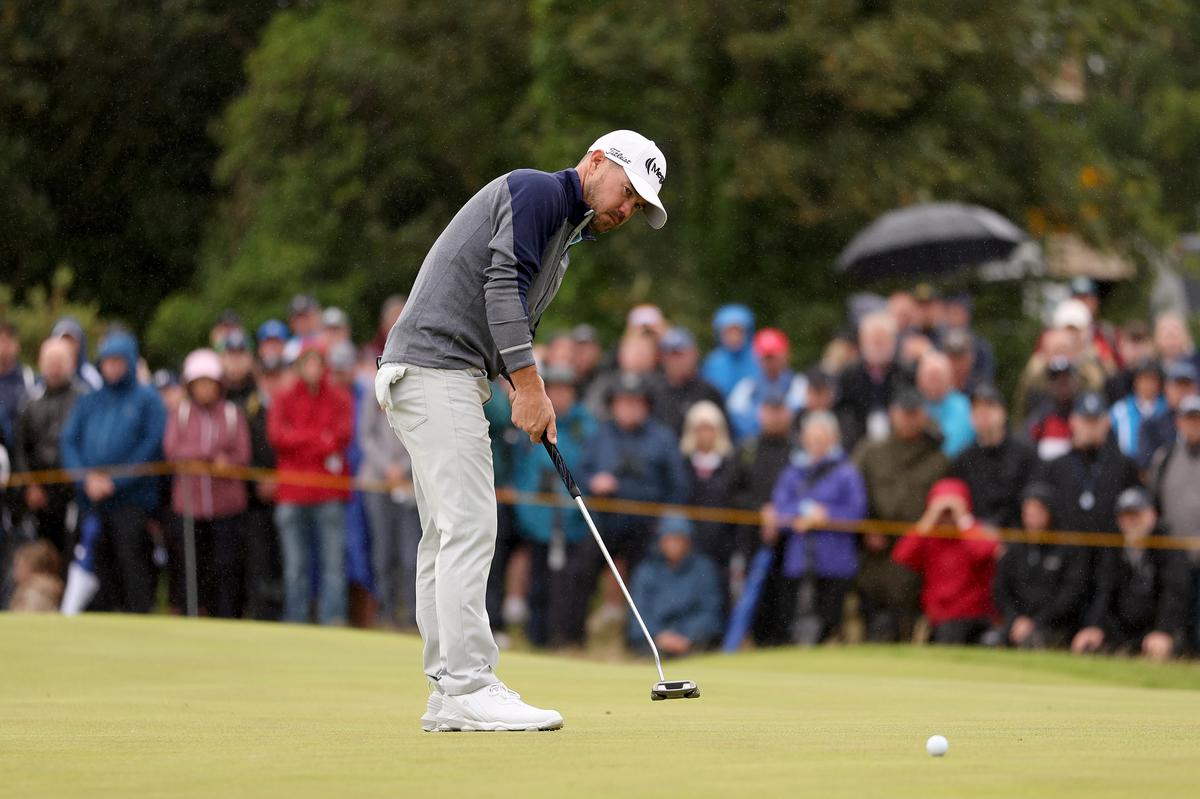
651,679,700,701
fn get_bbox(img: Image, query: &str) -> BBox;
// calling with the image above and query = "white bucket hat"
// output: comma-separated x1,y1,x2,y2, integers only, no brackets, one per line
587,130,668,229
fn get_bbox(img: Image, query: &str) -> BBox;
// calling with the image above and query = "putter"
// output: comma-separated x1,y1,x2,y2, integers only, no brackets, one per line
541,439,700,701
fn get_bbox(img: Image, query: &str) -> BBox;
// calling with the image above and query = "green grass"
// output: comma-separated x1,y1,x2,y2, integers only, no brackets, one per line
3,615,1200,798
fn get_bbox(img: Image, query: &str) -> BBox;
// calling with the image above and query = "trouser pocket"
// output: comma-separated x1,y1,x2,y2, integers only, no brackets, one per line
376,364,427,432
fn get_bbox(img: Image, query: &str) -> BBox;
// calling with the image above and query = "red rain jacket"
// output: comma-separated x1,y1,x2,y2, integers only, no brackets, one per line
892,478,998,625
267,376,353,505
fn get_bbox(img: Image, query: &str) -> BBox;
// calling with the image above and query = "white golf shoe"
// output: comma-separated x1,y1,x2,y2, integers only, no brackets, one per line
421,691,446,732
438,682,563,732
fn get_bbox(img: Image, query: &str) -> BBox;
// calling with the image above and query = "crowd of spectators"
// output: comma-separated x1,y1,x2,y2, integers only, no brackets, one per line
1,277,1199,664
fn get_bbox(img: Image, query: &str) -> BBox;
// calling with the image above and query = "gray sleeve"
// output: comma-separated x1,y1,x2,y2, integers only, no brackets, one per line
484,181,539,375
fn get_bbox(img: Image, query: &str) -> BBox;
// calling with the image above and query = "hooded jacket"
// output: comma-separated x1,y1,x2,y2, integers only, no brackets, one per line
51,317,102,391
892,478,998,625
267,369,353,505
59,332,167,510
700,305,760,398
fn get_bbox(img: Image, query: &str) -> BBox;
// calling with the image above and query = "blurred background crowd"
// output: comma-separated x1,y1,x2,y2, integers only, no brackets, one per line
3,278,1199,664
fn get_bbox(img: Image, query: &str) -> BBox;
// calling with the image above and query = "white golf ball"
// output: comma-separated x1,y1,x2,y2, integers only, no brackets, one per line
926,734,949,757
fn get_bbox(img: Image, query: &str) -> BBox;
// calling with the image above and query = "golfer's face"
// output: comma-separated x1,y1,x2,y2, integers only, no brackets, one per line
588,162,645,233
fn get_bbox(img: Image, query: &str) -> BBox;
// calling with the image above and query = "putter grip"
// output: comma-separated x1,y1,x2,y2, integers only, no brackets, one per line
542,439,582,499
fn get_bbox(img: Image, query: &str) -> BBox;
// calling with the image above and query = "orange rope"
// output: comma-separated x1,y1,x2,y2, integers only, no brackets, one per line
5,460,1198,552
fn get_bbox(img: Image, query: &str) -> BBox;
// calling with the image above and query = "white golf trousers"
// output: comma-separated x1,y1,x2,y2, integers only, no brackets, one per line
376,363,500,696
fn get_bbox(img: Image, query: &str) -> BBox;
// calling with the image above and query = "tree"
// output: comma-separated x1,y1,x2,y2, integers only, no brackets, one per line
0,0,276,331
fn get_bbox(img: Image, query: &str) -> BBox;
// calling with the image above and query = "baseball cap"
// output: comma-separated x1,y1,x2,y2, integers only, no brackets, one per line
1069,276,1098,297
1053,298,1092,330
941,327,972,355
1165,360,1198,383
913,283,940,302
541,364,576,386
571,324,599,345
609,371,651,401
891,387,925,411
1130,358,1163,380
1021,482,1056,506
288,293,319,318
1178,394,1200,416
152,369,180,390
627,304,663,329
219,328,251,353
1046,356,1076,377
217,308,242,326
1115,486,1153,515
321,307,350,330
1072,391,1107,418
657,514,694,539
256,319,290,343
753,328,789,358
660,327,696,353
587,130,668,229
328,341,356,371
970,383,1004,406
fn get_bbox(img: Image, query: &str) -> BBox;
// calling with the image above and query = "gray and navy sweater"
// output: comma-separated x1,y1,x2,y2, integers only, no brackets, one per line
381,167,595,379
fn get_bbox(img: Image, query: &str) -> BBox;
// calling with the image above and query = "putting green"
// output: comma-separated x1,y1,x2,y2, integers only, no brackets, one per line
3,615,1199,798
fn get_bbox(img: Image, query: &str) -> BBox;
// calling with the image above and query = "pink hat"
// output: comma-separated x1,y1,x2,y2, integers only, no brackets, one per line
182,348,223,384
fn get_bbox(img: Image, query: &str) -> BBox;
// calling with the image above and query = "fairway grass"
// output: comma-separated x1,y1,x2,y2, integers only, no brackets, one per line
2,615,1199,798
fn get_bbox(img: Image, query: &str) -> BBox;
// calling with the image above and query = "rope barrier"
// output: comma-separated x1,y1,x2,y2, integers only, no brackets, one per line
4,460,1198,552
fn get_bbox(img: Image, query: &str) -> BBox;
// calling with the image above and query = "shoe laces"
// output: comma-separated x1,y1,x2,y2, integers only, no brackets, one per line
487,683,522,703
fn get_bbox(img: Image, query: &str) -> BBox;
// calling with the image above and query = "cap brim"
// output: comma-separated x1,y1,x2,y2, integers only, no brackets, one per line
622,166,667,229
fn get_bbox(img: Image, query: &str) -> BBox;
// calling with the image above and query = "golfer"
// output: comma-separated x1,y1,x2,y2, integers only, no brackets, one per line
376,130,668,731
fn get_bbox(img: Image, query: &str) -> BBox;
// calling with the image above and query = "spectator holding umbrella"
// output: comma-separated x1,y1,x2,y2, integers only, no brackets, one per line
163,349,252,618
1072,487,1191,661
267,339,353,625
893,477,999,645
836,311,904,452
59,330,166,613
993,482,1091,649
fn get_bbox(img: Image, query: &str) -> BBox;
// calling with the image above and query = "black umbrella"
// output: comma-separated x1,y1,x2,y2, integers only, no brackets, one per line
836,202,1027,280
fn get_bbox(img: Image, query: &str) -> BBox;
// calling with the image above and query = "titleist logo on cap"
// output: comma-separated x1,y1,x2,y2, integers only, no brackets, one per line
606,147,632,164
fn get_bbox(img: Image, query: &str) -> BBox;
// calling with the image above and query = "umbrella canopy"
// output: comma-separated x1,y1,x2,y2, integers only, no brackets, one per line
837,202,1027,280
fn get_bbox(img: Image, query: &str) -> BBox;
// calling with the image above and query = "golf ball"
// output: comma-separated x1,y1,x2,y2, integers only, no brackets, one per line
926,734,949,757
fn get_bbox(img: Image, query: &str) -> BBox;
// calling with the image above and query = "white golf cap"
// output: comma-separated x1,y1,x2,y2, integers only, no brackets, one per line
587,130,668,229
